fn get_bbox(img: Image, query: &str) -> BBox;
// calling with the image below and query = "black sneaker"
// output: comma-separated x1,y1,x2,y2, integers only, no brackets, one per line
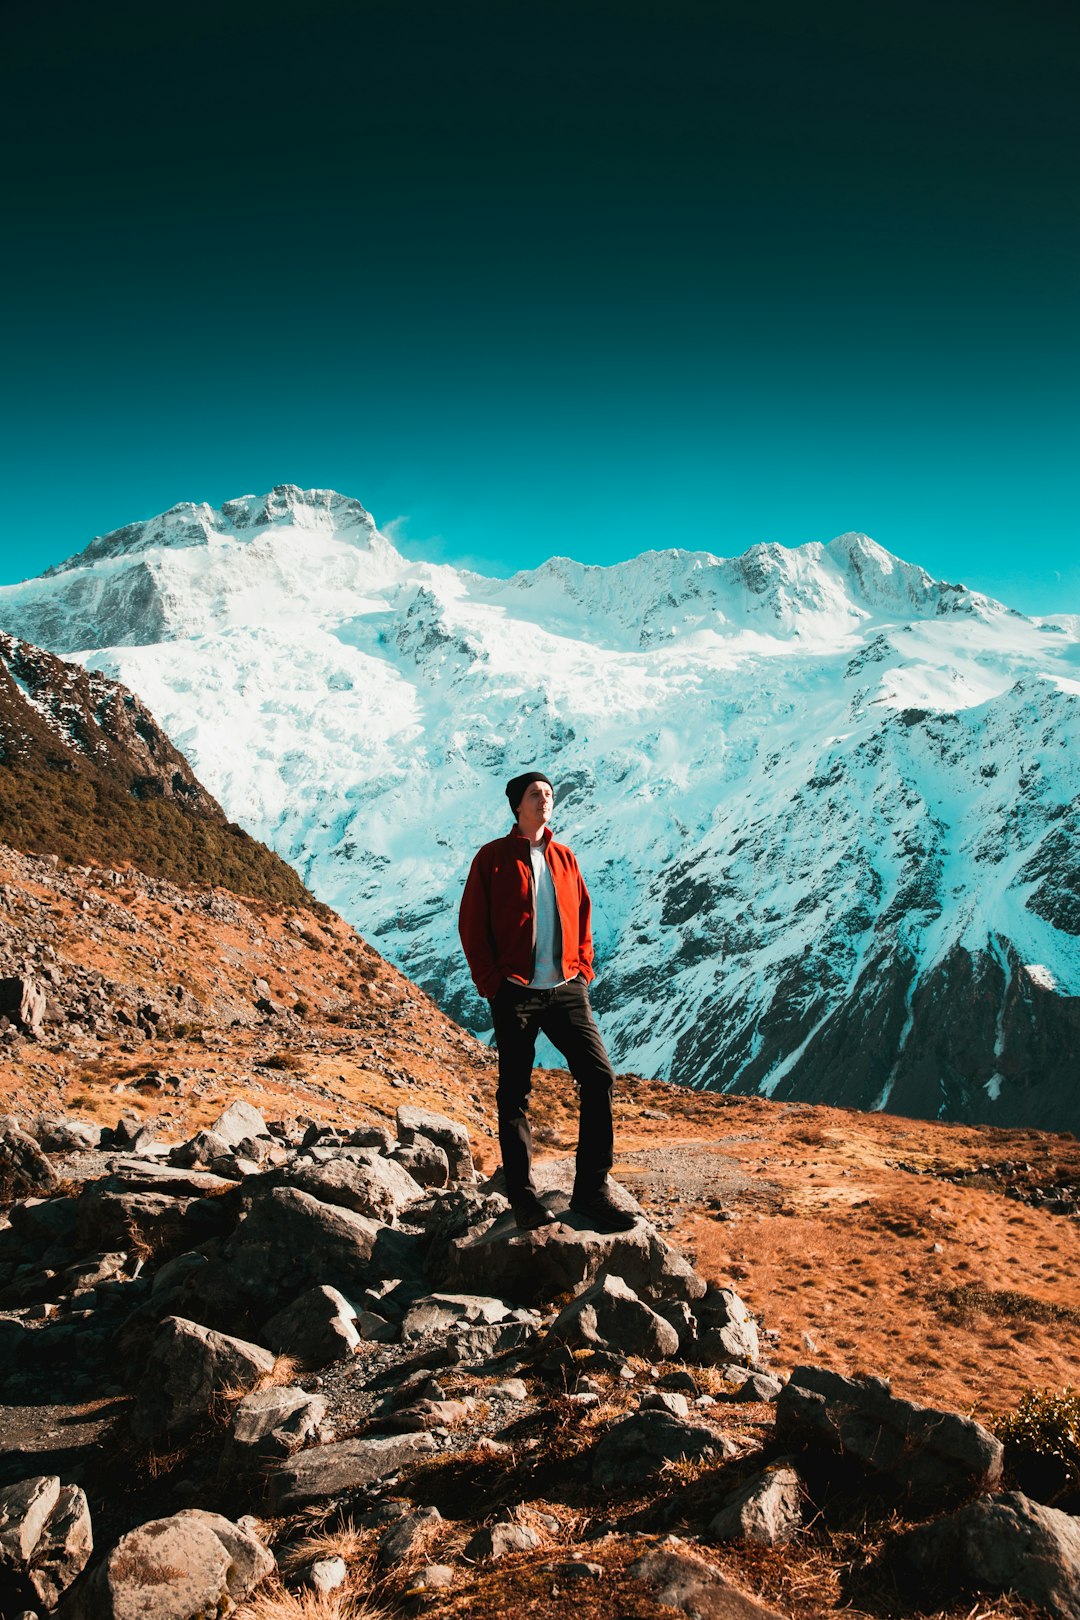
568,1186,638,1232
512,1193,557,1231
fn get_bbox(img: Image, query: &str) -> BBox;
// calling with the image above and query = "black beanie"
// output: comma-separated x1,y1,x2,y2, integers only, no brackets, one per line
506,771,553,813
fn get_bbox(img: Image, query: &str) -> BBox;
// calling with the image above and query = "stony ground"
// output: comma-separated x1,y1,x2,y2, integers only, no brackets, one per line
1,845,1079,1617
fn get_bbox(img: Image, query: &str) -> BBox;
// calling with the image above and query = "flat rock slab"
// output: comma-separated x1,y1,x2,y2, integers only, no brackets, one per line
628,1544,786,1619
776,1364,1003,1501
103,1160,236,1197
266,1431,438,1512
440,1192,705,1308
898,1490,1080,1619
287,1154,425,1222
401,1293,525,1343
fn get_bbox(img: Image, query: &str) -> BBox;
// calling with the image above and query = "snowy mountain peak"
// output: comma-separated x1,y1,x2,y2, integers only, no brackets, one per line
44,485,381,579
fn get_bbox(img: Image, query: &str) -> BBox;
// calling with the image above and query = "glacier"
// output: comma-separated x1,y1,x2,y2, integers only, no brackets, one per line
1,484,1077,1129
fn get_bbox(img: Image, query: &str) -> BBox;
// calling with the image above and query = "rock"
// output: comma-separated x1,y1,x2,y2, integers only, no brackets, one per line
593,1411,735,1488
897,1491,1080,1619
131,1316,275,1440
35,1116,103,1153
392,1142,450,1188
302,1555,347,1593
0,1475,60,1564
710,1462,804,1546
413,1564,455,1590
490,1378,529,1400
440,1192,706,1309
0,1126,57,1200
73,1509,272,1620
694,1287,759,1368
396,1105,475,1182
356,1309,399,1342
400,1292,525,1344
288,1154,425,1222
464,1522,540,1559
775,1364,1003,1501
640,1390,691,1419
546,1274,680,1360
207,1100,270,1146
26,1484,94,1608
395,1398,475,1431
378,1505,443,1567
76,1185,191,1251
729,1372,783,1403
266,1432,438,1512
0,977,46,1038
184,1186,421,1326
262,1285,360,1365
229,1385,326,1461
169,1129,236,1171
627,1542,786,1618
348,1125,395,1152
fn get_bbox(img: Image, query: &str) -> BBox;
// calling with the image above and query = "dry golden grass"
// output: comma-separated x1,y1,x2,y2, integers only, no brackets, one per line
233,1580,389,1620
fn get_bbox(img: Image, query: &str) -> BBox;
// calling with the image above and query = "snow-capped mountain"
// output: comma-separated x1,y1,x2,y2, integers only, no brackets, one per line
2,485,1078,1129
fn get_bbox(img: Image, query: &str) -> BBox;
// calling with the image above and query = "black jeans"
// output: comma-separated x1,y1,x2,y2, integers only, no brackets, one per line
488,976,616,1203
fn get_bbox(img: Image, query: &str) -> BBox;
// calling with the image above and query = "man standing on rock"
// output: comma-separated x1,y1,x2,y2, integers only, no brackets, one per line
458,770,636,1234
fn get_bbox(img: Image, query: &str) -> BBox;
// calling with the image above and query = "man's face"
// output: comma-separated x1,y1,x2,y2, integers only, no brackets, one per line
516,779,554,834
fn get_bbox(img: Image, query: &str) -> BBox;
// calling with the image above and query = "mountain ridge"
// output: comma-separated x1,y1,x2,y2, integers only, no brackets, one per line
1,487,1076,1130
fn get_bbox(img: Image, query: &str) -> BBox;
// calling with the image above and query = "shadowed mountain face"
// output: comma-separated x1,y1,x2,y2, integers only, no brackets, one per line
0,633,310,904
1,487,1078,1131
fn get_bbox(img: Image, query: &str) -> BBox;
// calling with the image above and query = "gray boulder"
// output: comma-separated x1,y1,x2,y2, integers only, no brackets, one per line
75,1186,191,1251
169,1128,237,1172
640,1390,691,1419
378,1505,443,1568
396,1105,475,1182
287,1153,425,1222
208,1099,271,1146
593,1410,735,1488
72,1509,272,1620
132,1316,275,1440
710,1462,804,1546
694,1287,759,1368
392,1142,450,1187
546,1273,680,1360
182,1186,421,1325
262,1284,361,1364
464,1522,540,1559
229,1385,326,1462
266,1432,438,1512
0,1125,57,1200
0,1476,93,1605
627,1542,786,1618
775,1364,1003,1501
898,1491,1080,1619
439,1192,705,1309
0,977,46,1038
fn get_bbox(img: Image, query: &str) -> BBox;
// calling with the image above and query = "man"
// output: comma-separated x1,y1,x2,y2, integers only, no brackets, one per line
458,770,636,1233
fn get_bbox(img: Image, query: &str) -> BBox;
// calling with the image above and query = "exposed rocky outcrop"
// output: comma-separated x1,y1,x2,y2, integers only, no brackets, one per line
0,1103,1076,1620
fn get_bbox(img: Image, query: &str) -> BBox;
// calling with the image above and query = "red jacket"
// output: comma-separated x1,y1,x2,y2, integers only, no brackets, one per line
458,826,596,999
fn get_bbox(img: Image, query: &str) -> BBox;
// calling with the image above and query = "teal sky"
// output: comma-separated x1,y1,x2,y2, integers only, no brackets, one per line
2,0,1077,615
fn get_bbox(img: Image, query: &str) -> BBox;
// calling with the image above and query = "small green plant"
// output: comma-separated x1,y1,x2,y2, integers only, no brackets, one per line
995,1386,1080,1509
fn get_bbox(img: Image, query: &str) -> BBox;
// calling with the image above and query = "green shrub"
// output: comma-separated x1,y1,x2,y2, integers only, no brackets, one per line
995,1387,1080,1509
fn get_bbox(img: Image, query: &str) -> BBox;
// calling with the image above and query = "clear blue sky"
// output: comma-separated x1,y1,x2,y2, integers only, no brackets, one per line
2,0,1077,615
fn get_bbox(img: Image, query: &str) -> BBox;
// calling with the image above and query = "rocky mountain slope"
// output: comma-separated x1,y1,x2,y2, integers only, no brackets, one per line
0,632,309,903
1,487,1078,1130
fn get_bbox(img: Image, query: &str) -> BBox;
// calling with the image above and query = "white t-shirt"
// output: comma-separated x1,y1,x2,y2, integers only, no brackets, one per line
529,842,566,988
